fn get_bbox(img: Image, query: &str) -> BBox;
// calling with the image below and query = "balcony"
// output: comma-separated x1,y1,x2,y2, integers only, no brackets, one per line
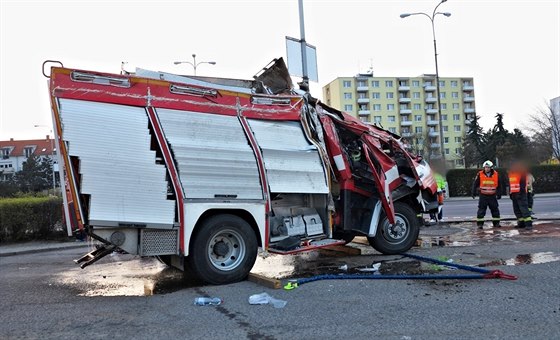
464,108,475,113
463,84,474,91
399,97,411,103
425,97,437,103
356,86,369,92
430,143,441,149
401,132,413,137
401,121,413,126
429,131,439,137
465,118,472,125
398,85,410,91
425,108,438,114
464,96,475,102
358,110,371,116
357,98,370,104
424,85,437,91
399,109,412,114
427,119,439,126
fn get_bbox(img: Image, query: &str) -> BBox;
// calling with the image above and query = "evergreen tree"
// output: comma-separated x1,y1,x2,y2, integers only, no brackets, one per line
13,155,54,193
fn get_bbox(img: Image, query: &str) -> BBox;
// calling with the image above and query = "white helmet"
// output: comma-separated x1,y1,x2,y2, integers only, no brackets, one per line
483,160,494,168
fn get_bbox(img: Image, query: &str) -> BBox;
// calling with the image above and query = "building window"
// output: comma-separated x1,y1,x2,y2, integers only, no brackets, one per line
414,115,422,121
425,81,433,86
445,148,450,155
453,114,460,121
440,92,446,99
386,92,394,99
454,125,461,132
385,80,393,87
452,103,460,109
455,148,461,154
452,92,459,98
413,92,420,99
24,147,34,158
413,104,421,110
387,104,395,111
343,81,352,88
359,104,368,111
344,104,353,111
1,148,10,159
373,104,381,111
372,92,380,99
388,115,396,122
451,81,458,87
358,93,367,99
415,127,423,133
456,159,464,165
444,137,449,144
455,137,462,143
357,81,367,87
374,116,382,123
441,103,447,110
359,116,370,123
389,127,396,133
439,80,445,87
443,126,448,132
442,114,448,121
344,92,352,99
412,80,420,87
372,80,380,87
400,104,408,110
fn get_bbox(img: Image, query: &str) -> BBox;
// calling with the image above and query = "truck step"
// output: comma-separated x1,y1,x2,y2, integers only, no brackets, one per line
268,238,346,255
74,244,116,269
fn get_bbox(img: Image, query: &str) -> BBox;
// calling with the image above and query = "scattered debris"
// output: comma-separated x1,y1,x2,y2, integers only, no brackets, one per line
194,297,222,306
249,293,287,308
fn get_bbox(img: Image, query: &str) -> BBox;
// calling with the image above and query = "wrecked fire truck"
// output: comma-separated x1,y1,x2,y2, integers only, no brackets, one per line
45,58,438,284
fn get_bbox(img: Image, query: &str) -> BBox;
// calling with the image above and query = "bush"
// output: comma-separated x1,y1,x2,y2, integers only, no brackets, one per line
446,165,560,197
0,196,63,242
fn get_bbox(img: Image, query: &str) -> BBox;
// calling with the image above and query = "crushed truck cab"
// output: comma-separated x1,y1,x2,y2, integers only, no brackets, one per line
46,58,438,284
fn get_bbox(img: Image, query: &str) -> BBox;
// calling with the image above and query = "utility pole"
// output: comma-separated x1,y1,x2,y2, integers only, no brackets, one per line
298,0,309,87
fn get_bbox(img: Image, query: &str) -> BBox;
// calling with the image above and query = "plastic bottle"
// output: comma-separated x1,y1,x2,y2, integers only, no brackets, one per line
194,297,222,306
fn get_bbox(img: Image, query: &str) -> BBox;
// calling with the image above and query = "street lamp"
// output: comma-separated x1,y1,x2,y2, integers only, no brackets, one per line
173,54,216,76
33,124,56,192
400,0,451,166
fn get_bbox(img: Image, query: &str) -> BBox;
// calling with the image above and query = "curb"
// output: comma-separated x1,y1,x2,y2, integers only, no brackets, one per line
0,243,89,257
425,217,560,224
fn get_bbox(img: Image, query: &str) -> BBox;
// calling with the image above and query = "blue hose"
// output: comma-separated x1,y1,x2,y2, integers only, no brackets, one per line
294,252,516,286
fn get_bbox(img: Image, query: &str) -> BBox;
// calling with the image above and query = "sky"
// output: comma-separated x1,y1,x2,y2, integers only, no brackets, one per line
1,0,559,140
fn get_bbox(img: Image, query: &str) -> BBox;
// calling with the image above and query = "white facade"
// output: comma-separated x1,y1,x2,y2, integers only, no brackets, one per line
0,137,57,181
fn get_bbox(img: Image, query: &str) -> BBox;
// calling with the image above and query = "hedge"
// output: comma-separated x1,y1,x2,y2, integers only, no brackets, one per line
0,196,63,242
446,165,560,197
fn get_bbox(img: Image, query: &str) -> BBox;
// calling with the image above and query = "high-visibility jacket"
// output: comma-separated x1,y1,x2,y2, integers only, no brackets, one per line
434,173,446,192
479,170,499,195
509,172,524,193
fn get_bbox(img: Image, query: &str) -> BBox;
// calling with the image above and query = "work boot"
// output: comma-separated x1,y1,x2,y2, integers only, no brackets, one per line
493,223,501,228
477,223,484,230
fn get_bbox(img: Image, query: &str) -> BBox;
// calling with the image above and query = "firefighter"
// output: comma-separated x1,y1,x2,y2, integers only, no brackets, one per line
527,172,535,215
509,161,532,229
429,172,446,223
472,160,501,229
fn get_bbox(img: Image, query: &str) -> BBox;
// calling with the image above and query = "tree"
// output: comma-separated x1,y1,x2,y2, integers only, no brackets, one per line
13,155,54,193
529,104,560,161
462,115,487,167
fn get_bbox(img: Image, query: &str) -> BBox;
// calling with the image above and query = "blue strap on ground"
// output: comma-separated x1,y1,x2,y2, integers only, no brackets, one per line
294,252,517,286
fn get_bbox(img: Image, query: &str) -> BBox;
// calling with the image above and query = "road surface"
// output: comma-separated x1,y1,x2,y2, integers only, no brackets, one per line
440,193,559,221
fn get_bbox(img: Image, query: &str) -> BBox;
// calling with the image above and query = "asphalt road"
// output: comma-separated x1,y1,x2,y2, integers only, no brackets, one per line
441,193,560,221
1,222,559,339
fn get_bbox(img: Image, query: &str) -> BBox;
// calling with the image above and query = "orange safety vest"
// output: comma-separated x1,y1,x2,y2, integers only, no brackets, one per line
509,172,523,193
479,170,498,195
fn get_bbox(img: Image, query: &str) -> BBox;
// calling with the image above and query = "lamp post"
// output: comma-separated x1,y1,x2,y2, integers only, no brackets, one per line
33,124,56,192
400,0,451,165
173,54,216,76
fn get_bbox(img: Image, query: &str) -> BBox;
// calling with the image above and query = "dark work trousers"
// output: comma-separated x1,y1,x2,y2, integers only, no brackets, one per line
511,192,532,228
476,194,500,227
527,192,534,212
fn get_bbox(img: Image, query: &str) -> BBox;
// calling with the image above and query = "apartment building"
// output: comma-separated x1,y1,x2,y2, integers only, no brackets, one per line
323,73,476,167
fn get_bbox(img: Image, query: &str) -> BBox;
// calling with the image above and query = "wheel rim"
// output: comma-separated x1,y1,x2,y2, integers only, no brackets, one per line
207,228,246,271
380,214,410,245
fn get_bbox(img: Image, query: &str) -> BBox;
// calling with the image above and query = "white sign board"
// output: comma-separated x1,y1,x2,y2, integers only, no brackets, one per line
286,36,318,82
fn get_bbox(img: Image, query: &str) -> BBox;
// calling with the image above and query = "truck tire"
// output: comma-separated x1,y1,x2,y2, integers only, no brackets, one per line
188,214,258,285
367,202,419,255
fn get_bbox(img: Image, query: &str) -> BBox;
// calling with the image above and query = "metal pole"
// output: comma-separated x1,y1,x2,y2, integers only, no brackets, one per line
298,0,309,85
431,19,446,165
51,136,56,192
192,54,197,76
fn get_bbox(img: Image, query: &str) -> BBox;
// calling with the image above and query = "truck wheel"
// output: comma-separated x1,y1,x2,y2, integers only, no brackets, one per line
367,202,419,255
188,214,258,285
